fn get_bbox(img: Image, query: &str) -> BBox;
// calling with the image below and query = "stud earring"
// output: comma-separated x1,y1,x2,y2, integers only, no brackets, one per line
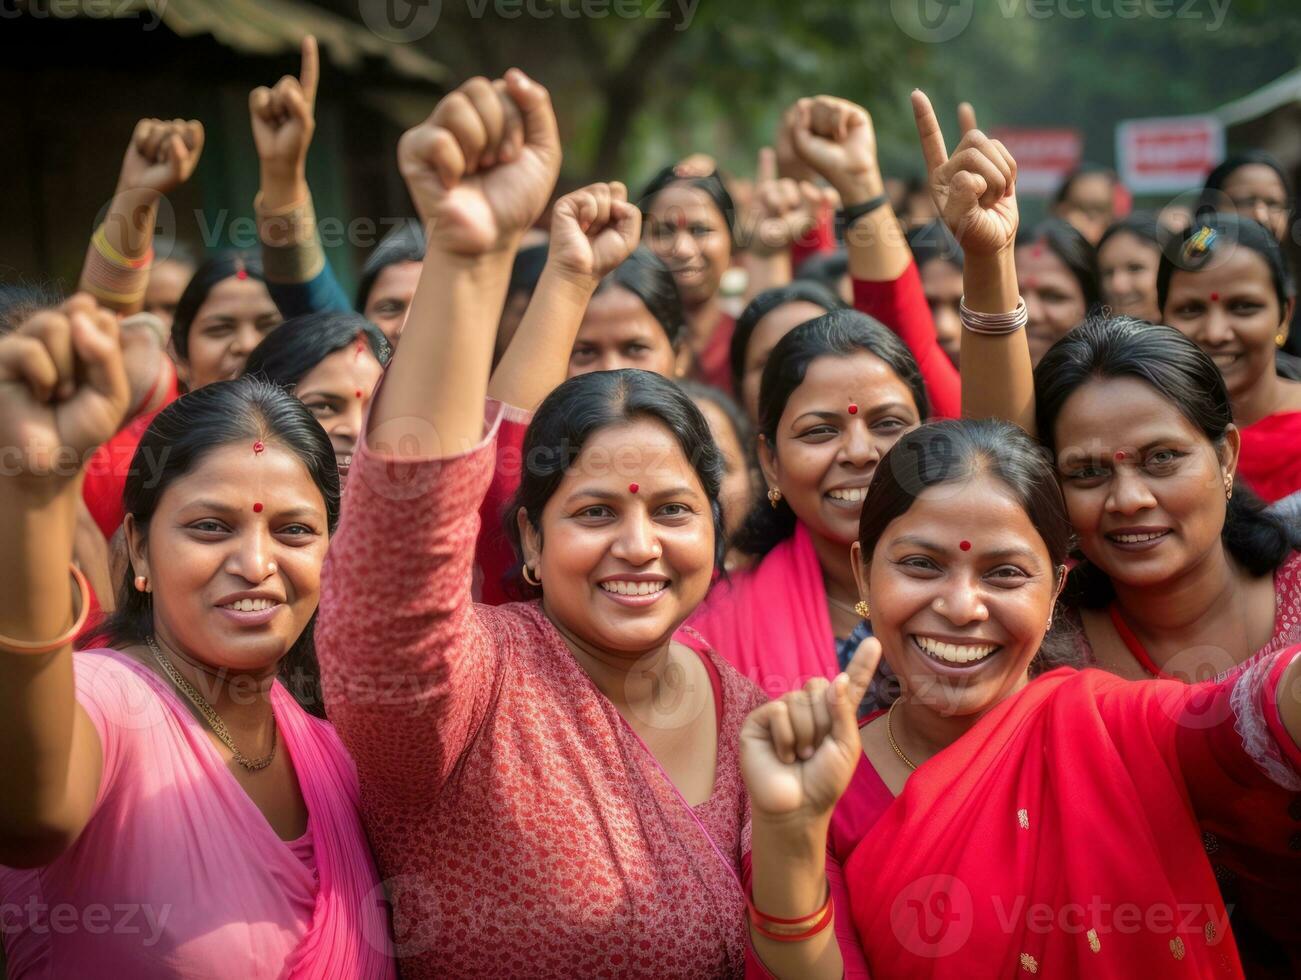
134,575,149,593
854,600,871,620
1276,332,1288,348
767,488,783,509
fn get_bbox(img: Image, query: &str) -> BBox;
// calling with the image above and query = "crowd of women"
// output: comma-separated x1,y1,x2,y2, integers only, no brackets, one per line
1,34,1299,980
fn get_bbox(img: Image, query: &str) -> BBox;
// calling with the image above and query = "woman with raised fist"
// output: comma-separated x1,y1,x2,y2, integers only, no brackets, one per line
0,297,391,978
741,418,1301,980
315,71,767,978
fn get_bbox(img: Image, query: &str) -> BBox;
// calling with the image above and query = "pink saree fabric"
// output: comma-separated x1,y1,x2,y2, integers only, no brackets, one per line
316,401,766,978
688,521,839,699
0,649,393,979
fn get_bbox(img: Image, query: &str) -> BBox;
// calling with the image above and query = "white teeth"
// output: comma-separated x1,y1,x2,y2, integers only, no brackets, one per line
599,580,668,597
827,487,867,502
223,597,277,612
1112,532,1167,543
914,635,998,665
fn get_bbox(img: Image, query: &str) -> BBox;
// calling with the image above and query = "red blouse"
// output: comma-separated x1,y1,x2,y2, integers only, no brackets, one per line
1238,410,1301,504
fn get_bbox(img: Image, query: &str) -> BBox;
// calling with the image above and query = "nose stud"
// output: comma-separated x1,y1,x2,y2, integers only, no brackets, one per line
267,561,278,575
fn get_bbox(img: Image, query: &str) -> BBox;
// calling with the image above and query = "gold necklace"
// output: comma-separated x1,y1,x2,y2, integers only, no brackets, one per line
886,698,918,772
147,636,277,771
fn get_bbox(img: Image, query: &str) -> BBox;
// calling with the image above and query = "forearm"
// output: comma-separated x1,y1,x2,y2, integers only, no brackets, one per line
749,814,843,979
78,189,158,314
0,480,87,839
960,247,1036,434
841,166,909,283
370,246,517,454
488,266,595,410
741,250,793,304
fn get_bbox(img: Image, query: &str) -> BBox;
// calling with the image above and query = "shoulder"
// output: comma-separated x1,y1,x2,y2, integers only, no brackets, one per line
679,626,767,718
72,648,166,720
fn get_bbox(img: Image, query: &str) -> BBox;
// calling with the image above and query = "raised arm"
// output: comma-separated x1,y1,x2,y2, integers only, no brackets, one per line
251,35,351,318
0,296,130,866
741,638,882,979
911,93,1034,433
315,73,561,798
790,95,961,419
487,181,640,410
78,118,203,315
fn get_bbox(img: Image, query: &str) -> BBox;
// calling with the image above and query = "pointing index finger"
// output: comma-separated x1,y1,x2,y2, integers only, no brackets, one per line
911,89,949,175
957,101,978,137
299,35,319,107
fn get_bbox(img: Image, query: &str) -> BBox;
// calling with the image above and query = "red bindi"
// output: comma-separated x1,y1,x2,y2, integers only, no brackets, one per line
847,403,858,415
253,502,264,513
1114,451,1126,461
235,268,249,280
355,389,364,399
959,540,972,551
252,440,265,455
628,483,640,494
1209,292,1220,301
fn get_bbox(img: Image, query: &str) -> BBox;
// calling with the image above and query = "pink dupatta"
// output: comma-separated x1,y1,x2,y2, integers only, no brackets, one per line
688,522,838,699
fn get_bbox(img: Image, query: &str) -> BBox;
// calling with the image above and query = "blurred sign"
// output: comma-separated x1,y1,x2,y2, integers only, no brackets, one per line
989,128,1083,196
1116,116,1224,193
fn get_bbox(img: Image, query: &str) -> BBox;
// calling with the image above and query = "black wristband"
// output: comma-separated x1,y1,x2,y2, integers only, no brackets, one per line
836,193,890,239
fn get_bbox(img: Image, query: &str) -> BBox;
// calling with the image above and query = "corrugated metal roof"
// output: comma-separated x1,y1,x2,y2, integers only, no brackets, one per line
1216,67,1301,127
79,0,445,83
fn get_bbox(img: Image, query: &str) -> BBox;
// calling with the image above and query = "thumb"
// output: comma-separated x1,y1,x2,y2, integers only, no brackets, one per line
70,303,128,407
949,169,987,217
827,635,881,748
504,68,559,164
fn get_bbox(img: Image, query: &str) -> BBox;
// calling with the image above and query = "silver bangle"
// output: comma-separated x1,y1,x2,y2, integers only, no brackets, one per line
959,297,1028,336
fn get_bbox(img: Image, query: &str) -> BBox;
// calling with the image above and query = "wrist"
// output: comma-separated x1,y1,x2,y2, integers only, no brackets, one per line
259,167,309,209
751,808,833,851
834,168,885,208
540,262,602,296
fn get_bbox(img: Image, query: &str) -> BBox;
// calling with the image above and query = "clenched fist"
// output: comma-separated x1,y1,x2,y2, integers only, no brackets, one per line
547,182,641,283
115,118,204,199
398,69,561,256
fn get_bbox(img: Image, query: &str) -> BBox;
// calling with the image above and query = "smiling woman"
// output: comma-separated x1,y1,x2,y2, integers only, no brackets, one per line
171,254,283,391
0,297,392,978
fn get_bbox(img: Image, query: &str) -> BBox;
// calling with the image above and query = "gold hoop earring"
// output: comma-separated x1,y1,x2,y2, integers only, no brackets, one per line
522,564,542,587
854,600,871,620
767,488,783,509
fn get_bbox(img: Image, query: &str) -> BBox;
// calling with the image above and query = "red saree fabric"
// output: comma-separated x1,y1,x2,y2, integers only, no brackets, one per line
1238,410,1301,503
844,654,1301,978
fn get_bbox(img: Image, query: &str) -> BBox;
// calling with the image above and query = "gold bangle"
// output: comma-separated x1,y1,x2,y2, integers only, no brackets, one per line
0,564,91,655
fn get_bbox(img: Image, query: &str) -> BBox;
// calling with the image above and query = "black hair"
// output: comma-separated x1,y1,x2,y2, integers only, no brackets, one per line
857,419,1079,671
735,310,930,558
730,281,846,394
1097,211,1168,256
81,377,341,716
1157,212,1294,316
1034,315,1301,607
1018,219,1101,310
795,249,850,296
638,165,736,247
510,241,549,295
243,311,391,390
354,220,425,312
907,220,964,270
0,280,63,335
170,252,269,361
1053,162,1118,206
504,369,726,599
591,246,688,346
1203,150,1293,207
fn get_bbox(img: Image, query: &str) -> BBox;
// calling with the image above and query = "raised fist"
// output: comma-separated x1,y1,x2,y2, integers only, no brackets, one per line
249,35,319,179
790,95,883,207
398,69,561,256
547,182,641,282
743,147,826,256
912,92,1019,257
0,294,130,483
740,635,881,820
115,118,204,198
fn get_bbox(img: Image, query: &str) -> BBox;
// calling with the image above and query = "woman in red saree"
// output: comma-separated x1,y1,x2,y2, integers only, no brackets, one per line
315,72,779,978
741,417,1301,979
1157,213,1301,504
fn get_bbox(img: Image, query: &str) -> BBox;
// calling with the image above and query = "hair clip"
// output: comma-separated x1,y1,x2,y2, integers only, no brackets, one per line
1182,226,1217,261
